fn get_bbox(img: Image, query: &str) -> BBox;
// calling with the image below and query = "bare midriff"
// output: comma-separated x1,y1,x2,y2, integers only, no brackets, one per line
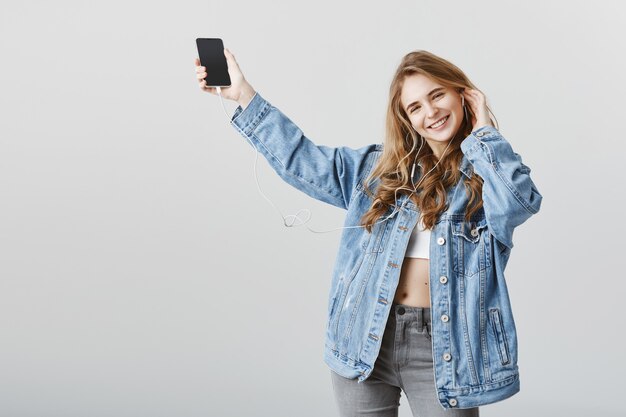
392,257,430,307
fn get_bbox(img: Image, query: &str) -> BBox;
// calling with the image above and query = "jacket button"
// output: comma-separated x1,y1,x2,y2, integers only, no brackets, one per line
449,398,458,407
470,228,478,237
439,276,448,284
441,314,449,322
476,131,485,137
443,353,452,361
437,237,445,245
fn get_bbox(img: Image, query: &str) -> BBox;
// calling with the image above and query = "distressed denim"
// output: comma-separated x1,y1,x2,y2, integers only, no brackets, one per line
230,92,543,410
331,303,480,417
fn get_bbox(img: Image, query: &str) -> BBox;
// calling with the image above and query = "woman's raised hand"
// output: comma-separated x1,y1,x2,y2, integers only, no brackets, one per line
461,88,494,132
195,48,256,108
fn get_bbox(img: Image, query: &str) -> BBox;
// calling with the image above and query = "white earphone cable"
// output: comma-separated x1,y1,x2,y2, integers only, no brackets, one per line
214,86,464,234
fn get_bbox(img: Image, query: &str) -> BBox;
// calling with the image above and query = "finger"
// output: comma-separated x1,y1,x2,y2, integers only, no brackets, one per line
224,48,235,63
197,72,207,80
199,80,215,94
194,57,200,66
196,66,205,74
223,48,240,69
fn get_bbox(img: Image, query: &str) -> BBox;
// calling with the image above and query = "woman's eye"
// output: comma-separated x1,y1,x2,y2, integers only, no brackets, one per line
410,93,444,113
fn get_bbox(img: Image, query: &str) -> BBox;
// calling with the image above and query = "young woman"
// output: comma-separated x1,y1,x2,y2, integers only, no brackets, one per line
195,49,542,417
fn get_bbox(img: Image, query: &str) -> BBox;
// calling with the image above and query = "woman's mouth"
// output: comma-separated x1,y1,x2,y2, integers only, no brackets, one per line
428,115,449,130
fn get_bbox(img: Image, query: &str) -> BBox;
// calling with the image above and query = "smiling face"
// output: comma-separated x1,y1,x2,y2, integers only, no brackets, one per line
400,73,465,158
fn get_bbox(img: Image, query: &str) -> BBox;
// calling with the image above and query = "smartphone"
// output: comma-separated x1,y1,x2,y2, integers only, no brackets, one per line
195,38,231,87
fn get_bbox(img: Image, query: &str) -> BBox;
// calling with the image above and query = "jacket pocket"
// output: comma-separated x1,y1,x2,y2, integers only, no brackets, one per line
489,308,511,365
359,229,372,251
451,220,491,278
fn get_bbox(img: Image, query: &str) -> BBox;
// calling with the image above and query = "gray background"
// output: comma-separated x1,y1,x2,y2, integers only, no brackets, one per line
1,1,624,416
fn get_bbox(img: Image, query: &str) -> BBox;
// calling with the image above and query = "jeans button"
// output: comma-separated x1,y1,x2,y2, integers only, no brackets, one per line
397,307,405,315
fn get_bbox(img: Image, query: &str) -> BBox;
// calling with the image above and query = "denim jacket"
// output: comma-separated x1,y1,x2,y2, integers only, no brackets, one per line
229,92,543,409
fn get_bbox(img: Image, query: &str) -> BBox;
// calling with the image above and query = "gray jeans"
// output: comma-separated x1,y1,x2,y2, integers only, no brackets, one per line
330,303,479,417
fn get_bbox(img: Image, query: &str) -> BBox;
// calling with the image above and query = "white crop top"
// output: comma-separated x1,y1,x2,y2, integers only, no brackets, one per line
404,214,431,259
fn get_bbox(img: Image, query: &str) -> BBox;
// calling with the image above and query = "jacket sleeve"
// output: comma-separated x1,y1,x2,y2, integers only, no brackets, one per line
460,125,543,249
229,91,378,210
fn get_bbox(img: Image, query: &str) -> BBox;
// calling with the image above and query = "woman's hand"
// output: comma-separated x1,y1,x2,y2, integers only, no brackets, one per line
461,88,494,132
194,48,256,108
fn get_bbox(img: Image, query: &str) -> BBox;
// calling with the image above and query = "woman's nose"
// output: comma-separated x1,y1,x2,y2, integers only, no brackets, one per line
424,104,439,119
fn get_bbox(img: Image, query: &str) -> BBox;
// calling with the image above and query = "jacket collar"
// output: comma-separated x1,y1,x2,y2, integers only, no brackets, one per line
397,155,474,213
458,155,474,179
376,143,473,179
415,155,474,179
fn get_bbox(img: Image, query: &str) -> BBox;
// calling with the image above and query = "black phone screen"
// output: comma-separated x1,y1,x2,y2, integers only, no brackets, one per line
196,38,231,87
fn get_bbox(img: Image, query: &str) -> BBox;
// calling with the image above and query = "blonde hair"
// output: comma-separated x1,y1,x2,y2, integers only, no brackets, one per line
360,50,498,233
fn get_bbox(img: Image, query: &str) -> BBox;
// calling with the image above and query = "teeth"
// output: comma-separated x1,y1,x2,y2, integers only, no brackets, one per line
430,115,448,129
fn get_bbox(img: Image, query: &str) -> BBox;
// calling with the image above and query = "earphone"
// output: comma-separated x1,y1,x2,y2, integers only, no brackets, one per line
215,86,467,234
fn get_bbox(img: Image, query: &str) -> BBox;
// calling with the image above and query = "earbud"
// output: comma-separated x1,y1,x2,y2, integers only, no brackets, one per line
461,93,469,121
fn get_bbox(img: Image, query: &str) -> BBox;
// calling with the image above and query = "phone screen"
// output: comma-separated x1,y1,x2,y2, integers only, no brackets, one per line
196,38,231,87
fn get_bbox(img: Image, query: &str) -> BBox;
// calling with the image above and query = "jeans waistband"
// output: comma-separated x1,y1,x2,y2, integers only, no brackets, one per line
390,302,431,324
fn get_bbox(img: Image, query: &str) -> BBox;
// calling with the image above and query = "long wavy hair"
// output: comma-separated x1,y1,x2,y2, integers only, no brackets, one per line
360,50,498,233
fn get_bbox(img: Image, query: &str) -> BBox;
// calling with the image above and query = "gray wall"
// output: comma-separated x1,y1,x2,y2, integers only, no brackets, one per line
1,1,623,416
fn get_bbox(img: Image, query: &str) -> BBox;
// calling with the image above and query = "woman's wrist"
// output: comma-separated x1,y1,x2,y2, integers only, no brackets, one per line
237,84,256,110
